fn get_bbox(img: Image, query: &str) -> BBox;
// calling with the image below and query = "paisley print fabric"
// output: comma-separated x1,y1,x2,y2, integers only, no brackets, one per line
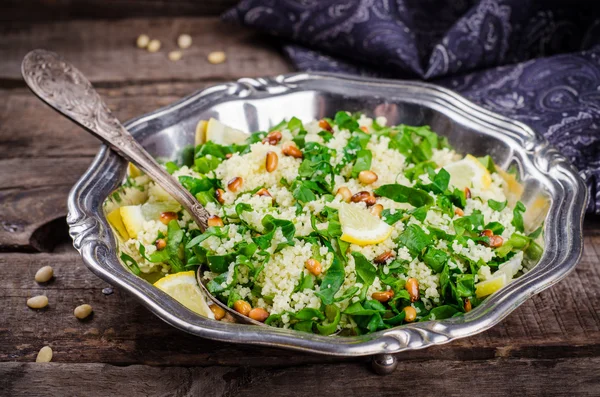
224,0,600,213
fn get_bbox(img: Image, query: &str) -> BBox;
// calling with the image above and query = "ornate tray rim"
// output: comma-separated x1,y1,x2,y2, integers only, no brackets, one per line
67,72,587,357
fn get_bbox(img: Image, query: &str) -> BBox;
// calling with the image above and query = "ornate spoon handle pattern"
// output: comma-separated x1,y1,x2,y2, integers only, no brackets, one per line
21,49,209,231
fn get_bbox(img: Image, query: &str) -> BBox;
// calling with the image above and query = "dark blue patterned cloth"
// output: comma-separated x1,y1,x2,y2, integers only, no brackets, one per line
224,0,600,214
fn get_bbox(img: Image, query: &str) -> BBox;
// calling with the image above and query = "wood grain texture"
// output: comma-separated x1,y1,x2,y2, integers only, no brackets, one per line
0,84,222,159
0,18,292,85
1,233,599,366
2,358,600,397
1,0,238,21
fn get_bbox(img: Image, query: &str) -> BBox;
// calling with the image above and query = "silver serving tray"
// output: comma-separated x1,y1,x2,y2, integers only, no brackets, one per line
67,73,586,370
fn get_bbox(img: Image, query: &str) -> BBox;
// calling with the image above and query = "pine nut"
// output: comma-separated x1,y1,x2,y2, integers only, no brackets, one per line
305,258,322,276
262,130,282,145
177,34,192,49
336,187,352,202
464,187,472,199
248,307,270,322
233,300,251,316
209,304,226,320
351,191,376,206
256,188,272,198
488,235,504,248
403,306,417,322
480,229,493,237
27,295,48,309
372,290,394,302
147,39,161,53
358,170,378,185
360,126,370,134
34,266,54,283
369,204,384,218
74,304,93,320
168,50,182,62
454,207,464,216
225,153,233,159
374,250,394,264
155,239,167,250
221,312,236,323
208,51,226,64
265,151,278,172
207,215,224,227
159,211,178,225
282,142,303,159
136,34,150,48
36,346,53,363
227,177,243,192
464,299,472,313
405,277,419,302
318,119,332,132
215,188,226,204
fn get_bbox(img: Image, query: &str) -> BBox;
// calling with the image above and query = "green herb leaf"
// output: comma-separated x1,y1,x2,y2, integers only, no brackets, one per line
178,176,213,195
352,252,377,285
456,274,475,297
374,184,433,207
398,224,433,256
316,305,341,335
351,149,372,178
381,209,404,225
253,215,296,252
512,201,527,232
423,305,460,320
488,199,507,212
477,155,497,173
529,225,544,239
120,252,141,275
333,111,359,131
287,117,304,132
315,257,345,305
194,155,221,174
166,220,185,273
294,308,325,321
484,221,505,235
422,247,449,273
165,161,180,174
293,271,315,293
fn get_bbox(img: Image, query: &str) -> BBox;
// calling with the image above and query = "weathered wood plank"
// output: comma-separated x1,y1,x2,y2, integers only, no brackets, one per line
2,358,600,397
1,0,238,22
0,18,292,85
0,186,73,252
0,84,220,159
1,233,598,365
0,157,93,250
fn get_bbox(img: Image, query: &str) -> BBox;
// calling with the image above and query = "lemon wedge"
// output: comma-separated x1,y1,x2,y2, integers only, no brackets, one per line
127,162,143,178
154,271,214,318
443,154,492,191
119,205,145,239
205,118,248,145
195,119,208,146
339,203,393,246
497,167,523,201
495,251,524,281
475,273,507,298
106,208,130,241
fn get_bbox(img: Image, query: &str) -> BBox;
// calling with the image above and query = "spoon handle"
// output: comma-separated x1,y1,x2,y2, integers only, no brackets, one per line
21,49,209,231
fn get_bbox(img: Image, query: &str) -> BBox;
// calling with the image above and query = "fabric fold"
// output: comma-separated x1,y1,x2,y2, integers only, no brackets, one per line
223,0,600,213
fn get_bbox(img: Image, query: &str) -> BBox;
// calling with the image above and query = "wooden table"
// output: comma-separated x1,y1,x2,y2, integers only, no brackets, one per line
1,10,599,397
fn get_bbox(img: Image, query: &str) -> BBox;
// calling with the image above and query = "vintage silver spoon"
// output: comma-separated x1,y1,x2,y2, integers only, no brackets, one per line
21,49,263,326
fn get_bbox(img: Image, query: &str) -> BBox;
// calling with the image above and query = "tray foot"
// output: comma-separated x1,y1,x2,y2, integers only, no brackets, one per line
371,354,397,375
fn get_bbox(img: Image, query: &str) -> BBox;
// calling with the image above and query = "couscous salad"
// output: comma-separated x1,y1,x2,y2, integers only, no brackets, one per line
105,111,543,335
